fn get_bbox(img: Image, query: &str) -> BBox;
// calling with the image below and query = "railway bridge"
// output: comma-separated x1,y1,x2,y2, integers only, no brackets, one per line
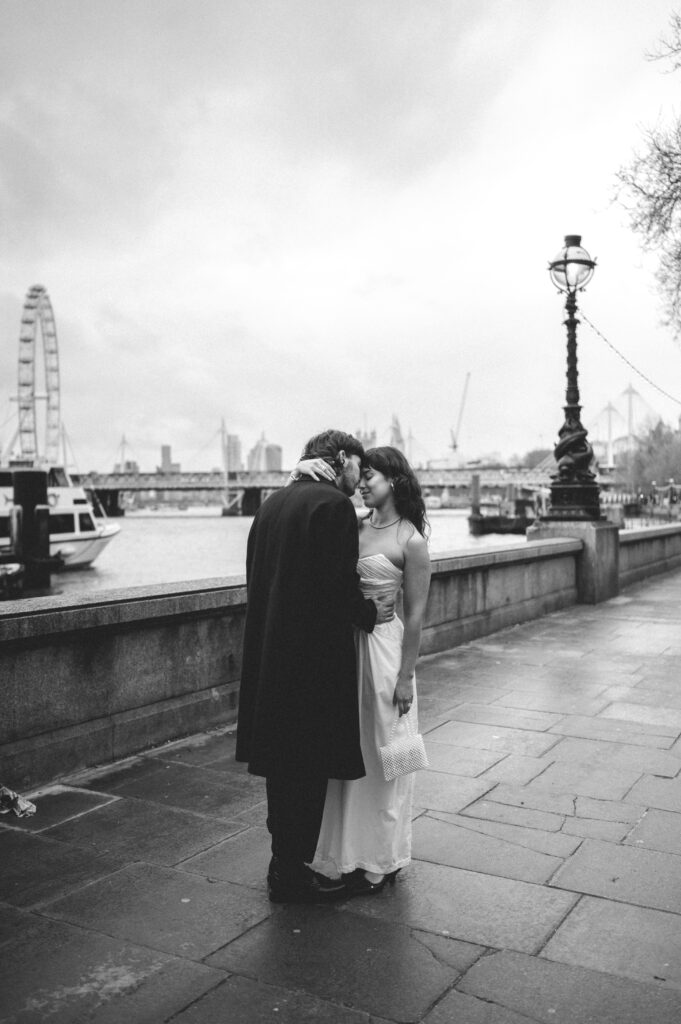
78,466,552,516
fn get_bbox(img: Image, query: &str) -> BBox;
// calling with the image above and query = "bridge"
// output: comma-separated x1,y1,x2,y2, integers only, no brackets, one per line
77,466,555,516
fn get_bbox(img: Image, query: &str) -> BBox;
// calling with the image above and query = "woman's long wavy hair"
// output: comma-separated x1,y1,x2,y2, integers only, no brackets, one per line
363,446,429,538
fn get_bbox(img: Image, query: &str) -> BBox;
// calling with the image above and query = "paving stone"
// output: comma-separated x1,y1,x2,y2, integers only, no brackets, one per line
171,974,375,1024
0,914,223,1023
462,799,565,832
232,799,268,826
427,721,560,757
573,795,644,823
601,684,681,710
459,947,681,1023
493,690,609,716
414,770,494,814
543,895,681,990
205,905,463,1022
146,728,237,767
75,756,171,792
445,702,563,731
478,754,555,786
549,714,677,748
427,810,581,857
551,838,681,912
523,761,642,801
110,760,264,818
412,814,563,884
0,904,46,949
482,783,576,816
44,861,271,959
423,988,539,1024
179,825,270,888
599,701,681,729
344,858,577,953
625,808,681,854
1,785,117,833
560,817,632,842
489,674,611,695
44,795,245,866
0,829,124,909
547,736,681,777
627,773,681,813
423,740,503,777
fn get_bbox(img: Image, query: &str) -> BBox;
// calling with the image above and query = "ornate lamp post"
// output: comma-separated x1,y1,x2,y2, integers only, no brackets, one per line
545,235,602,520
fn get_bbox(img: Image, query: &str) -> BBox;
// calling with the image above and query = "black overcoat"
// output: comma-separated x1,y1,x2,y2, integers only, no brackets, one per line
236,478,377,779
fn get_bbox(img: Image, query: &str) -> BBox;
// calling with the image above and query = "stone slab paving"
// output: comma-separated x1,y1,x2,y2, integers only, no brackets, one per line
206,905,480,1022
0,915,224,1024
551,838,681,913
625,807,681,854
459,949,681,1023
3,567,681,1022
542,895,681,990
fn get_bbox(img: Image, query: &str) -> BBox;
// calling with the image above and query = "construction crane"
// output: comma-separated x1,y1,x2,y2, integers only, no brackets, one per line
450,372,471,453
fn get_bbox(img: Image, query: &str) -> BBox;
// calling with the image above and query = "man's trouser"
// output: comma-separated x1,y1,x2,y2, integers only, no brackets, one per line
265,773,328,879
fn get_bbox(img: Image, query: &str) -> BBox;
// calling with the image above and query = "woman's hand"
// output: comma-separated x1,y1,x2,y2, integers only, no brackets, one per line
393,674,415,717
294,458,336,481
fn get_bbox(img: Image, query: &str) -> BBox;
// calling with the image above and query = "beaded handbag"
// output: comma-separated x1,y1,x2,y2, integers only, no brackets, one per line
379,711,429,781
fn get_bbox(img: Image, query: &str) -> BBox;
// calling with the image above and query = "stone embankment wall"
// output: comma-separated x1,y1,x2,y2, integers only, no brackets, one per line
619,523,681,588
2,526,680,789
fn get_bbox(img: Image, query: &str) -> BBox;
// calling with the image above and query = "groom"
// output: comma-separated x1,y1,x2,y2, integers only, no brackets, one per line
236,428,394,902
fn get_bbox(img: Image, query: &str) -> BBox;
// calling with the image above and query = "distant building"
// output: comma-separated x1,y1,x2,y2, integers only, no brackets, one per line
113,459,139,473
389,415,405,453
356,427,377,449
158,444,181,473
247,433,282,472
224,433,243,472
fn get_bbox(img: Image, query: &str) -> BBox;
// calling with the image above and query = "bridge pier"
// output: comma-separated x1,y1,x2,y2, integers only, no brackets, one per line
93,489,125,517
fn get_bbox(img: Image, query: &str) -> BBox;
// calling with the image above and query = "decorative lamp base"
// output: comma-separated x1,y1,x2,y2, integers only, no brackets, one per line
544,482,603,521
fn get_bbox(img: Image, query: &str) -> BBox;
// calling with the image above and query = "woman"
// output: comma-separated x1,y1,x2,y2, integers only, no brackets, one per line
292,446,431,894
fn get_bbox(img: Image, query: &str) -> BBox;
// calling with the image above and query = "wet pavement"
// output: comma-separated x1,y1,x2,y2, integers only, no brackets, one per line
3,569,681,1022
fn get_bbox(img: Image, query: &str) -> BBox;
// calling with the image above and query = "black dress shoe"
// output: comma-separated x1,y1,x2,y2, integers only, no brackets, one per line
343,868,401,896
268,870,346,904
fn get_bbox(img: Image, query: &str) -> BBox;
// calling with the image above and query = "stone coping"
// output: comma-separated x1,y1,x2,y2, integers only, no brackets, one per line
0,539,583,643
619,522,681,544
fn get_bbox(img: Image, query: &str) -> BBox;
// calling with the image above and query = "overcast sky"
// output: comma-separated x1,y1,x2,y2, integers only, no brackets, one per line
2,0,681,472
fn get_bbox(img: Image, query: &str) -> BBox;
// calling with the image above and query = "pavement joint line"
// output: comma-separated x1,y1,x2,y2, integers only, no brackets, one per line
165,975,232,1024
527,890,583,959
423,810,571,859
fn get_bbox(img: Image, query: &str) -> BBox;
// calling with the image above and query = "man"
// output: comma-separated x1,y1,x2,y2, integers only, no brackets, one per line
236,429,394,903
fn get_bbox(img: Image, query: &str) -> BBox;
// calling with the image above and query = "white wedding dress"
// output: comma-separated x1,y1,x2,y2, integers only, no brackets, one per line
310,553,417,877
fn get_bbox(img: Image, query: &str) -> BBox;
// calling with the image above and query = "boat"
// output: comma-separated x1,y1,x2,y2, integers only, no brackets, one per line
0,464,121,569
468,496,537,536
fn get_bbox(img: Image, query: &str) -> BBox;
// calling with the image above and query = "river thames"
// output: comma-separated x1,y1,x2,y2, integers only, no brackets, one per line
53,508,527,596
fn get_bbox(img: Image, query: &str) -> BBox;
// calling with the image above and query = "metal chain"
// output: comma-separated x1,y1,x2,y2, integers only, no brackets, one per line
580,310,681,408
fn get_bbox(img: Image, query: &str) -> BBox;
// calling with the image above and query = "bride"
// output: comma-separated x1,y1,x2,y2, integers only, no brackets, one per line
292,445,431,894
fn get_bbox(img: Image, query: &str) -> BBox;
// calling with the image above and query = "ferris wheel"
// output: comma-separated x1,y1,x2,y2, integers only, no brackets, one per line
16,284,61,465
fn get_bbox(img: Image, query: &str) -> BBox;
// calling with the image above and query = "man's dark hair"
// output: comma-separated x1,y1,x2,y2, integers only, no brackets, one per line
301,429,365,468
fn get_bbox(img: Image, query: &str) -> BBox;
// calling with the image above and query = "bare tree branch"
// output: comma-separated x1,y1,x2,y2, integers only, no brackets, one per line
618,14,681,336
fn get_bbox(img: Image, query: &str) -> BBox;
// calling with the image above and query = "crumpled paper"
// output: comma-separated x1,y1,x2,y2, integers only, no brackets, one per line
0,784,36,818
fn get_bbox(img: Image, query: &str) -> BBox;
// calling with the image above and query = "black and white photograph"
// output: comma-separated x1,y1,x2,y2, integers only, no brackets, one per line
3,2,681,1021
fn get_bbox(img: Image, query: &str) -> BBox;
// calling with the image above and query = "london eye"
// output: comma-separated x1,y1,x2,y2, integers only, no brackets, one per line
16,284,61,465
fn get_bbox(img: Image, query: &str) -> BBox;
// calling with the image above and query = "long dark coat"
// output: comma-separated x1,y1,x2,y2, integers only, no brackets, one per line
236,479,377,779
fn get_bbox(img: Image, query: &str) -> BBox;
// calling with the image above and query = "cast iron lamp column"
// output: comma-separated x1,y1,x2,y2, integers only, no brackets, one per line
545,235,602,520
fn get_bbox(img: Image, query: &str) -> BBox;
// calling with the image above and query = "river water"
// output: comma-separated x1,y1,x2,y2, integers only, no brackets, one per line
53,508,527,597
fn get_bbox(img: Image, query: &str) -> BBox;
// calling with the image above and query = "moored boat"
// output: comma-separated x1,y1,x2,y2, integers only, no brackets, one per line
0,465,120,569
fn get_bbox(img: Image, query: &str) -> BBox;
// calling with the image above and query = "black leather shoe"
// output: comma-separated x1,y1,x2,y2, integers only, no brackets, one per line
268,870,346,904
343,868,401,896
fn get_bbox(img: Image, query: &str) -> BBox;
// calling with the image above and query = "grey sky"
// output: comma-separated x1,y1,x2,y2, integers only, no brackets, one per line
1,0,680,471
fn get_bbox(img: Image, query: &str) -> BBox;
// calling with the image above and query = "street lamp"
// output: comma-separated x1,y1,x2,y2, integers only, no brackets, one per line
545,234,602,520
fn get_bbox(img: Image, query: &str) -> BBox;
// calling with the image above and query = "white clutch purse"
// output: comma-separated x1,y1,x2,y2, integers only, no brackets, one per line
379,711,429,781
